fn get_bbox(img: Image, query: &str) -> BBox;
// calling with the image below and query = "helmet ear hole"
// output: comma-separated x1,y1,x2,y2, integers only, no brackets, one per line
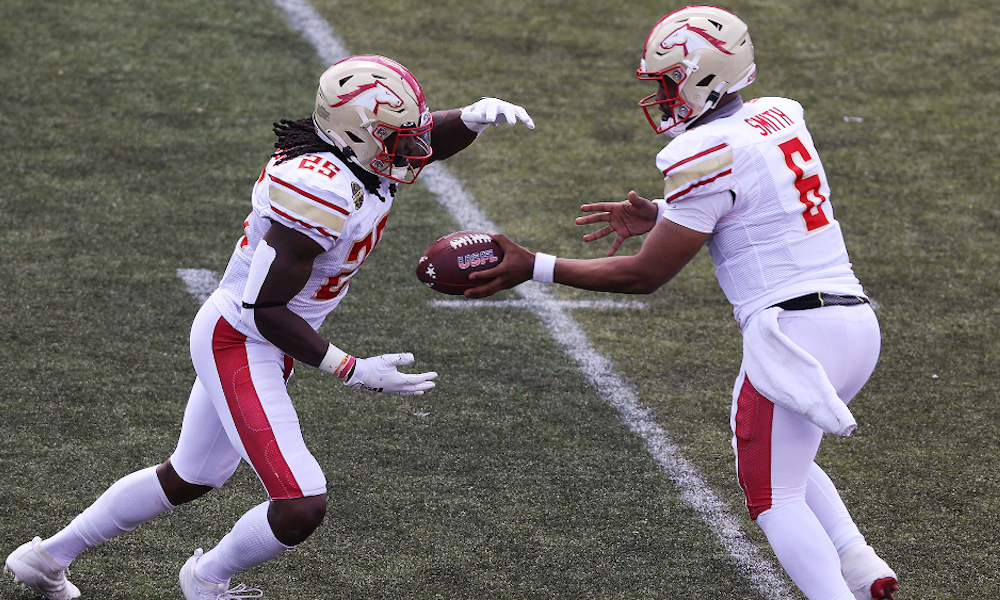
346,131,364,144
697,74,716,87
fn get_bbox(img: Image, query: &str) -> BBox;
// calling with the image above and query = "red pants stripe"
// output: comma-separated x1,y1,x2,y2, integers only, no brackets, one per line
211,317,303,499
734,375,774,520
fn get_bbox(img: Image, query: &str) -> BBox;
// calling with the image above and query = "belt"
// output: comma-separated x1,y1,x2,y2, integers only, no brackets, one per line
773,292,870,311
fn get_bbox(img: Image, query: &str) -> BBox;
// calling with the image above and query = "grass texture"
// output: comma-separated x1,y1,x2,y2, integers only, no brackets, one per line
1,0,998,598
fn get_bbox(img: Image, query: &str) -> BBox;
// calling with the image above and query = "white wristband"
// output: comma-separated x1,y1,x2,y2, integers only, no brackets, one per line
318,343,355,379
532,252,557,284
653,199,668,222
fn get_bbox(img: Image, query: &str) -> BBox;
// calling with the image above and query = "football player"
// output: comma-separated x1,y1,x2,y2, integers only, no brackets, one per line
466,6,898,600
4,55,533,600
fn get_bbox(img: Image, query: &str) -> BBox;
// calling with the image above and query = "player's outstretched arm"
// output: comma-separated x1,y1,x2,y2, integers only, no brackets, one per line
576,191,659,257
428,97,534,163
466,219,708,299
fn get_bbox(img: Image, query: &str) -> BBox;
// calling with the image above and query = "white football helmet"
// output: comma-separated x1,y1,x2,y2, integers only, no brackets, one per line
637,5,756,136
313,55,433,184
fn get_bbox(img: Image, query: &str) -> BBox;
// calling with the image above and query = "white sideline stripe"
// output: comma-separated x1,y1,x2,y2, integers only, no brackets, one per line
270,0,350,64
258,3,792,598
430,298,646,309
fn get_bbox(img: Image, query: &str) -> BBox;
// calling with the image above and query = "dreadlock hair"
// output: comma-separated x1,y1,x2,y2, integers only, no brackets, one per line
272,117,388,196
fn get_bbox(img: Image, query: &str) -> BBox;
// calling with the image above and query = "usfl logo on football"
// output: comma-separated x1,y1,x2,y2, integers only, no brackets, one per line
456,249,499,270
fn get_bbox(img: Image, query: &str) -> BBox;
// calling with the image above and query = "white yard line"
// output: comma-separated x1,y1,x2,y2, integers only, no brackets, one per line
176,268,219,305
430,298,646,309
183,2,795,597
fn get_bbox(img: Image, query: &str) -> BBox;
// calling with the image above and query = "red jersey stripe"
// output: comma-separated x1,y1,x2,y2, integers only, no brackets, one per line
661,142,730,177
666,169,733,202
269,175,350,216
270,204,338,239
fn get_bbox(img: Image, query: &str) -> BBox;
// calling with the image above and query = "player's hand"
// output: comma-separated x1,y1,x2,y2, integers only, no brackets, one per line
460,97,535,133
345,353,437,395
464,234,534,298
576,191,658,257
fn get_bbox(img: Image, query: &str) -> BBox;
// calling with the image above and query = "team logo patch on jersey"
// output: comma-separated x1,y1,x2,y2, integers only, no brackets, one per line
352,182,364,210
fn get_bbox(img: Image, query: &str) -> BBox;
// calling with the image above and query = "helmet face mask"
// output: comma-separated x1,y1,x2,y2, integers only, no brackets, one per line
637,5,756,136
637,64,695,134
369,113,433,183
312,55,434,184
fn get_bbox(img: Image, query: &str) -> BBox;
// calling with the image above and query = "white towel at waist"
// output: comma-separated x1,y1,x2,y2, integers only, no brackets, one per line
742,306,857,436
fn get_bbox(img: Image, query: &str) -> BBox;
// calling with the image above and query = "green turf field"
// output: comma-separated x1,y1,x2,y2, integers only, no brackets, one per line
1,0,997,598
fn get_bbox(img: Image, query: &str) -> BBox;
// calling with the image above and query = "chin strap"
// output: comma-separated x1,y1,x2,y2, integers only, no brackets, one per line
666,80,730,137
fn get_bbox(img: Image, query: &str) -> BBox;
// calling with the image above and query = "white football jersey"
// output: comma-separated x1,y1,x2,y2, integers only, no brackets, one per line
213,151,395,340
657,97,866,326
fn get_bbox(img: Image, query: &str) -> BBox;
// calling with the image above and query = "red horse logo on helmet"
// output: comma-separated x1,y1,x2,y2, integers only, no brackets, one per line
331,80,404,115
659,23,734,56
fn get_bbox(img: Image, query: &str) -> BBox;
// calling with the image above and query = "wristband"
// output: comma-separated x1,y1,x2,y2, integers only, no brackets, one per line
318,344,355,379
532,252,556,284
653,199,668,222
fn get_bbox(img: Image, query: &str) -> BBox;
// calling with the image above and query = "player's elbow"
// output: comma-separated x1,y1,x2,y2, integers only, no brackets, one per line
615,251,683,294
239,305,260,332
240,304,280,337
631,279,666,295
610,262,669,294
241,307,293,352
615,275,665,295
587,275,660,295
244,305,287,339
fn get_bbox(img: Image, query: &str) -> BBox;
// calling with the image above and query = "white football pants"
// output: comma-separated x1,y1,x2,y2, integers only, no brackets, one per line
40,296,323,569
730,304,880,600
171,295,326,499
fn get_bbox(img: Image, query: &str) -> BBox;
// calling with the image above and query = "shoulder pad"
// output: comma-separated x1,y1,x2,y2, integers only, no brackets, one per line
657,134,734,203
267,154,356,239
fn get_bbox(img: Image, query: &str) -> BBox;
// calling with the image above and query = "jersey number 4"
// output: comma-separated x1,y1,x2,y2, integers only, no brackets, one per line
777,137,830,232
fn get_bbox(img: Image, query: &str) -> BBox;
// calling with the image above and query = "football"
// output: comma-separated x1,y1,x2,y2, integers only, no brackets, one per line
416,231,504,295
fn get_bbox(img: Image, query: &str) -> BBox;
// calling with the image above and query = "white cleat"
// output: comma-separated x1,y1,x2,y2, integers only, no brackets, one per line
841,543,899,600
4,537,81,600
179,548,262,600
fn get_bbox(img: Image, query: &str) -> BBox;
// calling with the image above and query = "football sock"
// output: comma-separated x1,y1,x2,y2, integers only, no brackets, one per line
805,463,866,554
756,501,855,600
195,501,292,584
42,466,175,567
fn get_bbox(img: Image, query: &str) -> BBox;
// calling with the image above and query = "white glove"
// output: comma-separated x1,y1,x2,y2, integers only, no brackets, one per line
345,353,438,395
460,97,535,133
